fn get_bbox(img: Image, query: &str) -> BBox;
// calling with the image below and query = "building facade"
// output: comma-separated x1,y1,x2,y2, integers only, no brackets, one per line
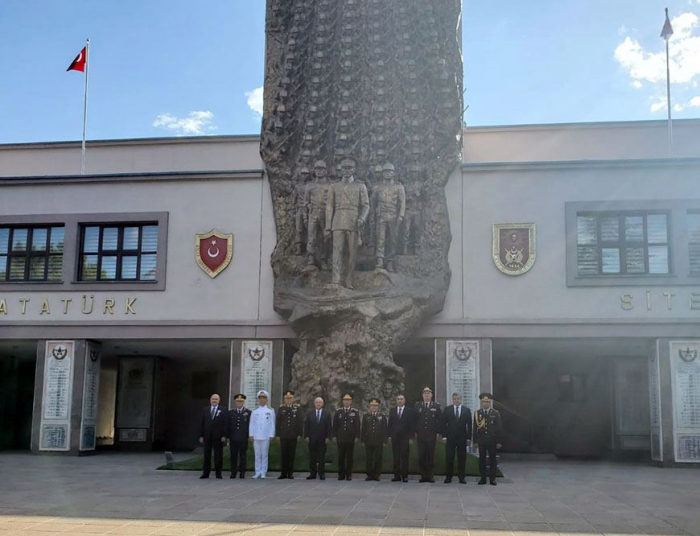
0,119,699,465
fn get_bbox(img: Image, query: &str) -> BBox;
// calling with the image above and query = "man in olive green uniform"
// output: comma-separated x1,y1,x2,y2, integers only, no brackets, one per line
361,398,388,481
333,392,360,481
325,158,370,289
474,392,502,486
414,386,442,483
277,390,304,479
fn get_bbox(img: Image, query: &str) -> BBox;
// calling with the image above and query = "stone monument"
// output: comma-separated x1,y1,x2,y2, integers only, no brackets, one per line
260,0,463,407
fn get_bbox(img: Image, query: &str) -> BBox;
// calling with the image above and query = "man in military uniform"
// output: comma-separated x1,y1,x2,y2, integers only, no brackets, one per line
474,393,502,486
325,158,370,289
304,160,330,269
333,392,360,481
361,398,388,481
372,162,405,272
277,390,304,479
294,166,311,255
414,387,442,483
226,394,251,479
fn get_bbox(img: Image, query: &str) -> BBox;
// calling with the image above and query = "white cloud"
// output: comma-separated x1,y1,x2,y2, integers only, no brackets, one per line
246,86,264,119
650,97,668,113
632,80,643,89
152,111,216,135
671,95,700,111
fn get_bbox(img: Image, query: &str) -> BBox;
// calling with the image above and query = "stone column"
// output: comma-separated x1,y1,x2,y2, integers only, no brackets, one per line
434,338,492,410
230,339,285,410
31,340,102,455
655,338,700,466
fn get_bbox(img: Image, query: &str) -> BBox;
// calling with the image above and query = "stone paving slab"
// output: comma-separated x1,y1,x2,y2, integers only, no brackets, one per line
1,453,699,535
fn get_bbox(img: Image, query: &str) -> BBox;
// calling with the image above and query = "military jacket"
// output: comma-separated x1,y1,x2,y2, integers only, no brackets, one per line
304,181,329,223
333,406,361,443
414,401,442,440
473,408,502,445
326,179,370,232
372,182,406,223
227,407,251,441
361,412,388,446
277,404,304,439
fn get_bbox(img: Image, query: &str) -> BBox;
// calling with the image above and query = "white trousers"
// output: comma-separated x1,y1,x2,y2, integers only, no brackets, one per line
254,439,270,476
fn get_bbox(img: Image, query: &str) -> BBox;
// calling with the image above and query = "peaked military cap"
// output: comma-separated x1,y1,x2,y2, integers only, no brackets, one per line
257,389,269,398
479,392,493,401
234,394,246,401
342,392,354,401
422,386,433,393
284,390,295,398
369,398,381,405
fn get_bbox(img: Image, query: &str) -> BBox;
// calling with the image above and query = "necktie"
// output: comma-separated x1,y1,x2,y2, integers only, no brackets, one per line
211,406,216,419
398,408,402,419
317,410,321,422
456,406,460,419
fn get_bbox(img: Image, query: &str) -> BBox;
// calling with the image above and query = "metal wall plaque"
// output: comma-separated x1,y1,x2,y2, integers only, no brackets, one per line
39,341,75,451
649,347,663,461
670,341,700,463
80,343,101,451
116,358,154,430
241,341,272,410
119,428,148,442
446,340,480,413
492,223,536,276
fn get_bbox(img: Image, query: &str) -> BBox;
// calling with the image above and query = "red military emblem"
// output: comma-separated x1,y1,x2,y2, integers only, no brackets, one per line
492,223,536,276
195,230,233,278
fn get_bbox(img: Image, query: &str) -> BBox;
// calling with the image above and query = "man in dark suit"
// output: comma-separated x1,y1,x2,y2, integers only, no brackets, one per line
414,386,442,483
361,398,388,481
388,393,413,482
474,392,502,485
227,393,251,479
333,392,360,481
304,396,332,480
442,392,472,484
199,393,228,479
277,390,304,479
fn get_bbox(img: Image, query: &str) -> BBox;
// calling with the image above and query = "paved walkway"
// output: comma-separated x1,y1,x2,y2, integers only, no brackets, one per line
0,452,699,536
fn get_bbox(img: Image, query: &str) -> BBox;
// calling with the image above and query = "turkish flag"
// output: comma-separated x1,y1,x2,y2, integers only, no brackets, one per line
67,46,87,72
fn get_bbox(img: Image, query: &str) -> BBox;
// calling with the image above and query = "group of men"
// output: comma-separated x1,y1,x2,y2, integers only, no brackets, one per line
199,387,502,485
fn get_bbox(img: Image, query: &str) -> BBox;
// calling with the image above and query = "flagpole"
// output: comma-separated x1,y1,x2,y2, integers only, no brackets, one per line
81,38,90,175
665,35,673,156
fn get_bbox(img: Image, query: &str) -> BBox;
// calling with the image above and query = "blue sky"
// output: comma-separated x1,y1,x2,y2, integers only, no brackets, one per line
0,0,699,143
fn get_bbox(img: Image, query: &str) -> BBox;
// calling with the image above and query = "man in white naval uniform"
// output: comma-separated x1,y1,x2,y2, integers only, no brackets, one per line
249,389,276,478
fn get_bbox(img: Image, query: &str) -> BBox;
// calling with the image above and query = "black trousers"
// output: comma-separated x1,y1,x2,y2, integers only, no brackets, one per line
445,440,467,479
392,438,410,479
308,439,327,477
203,437,223,477
417,438,436,480
365,445,383,479
279,438,297,477
337,442,355,478
229,440,248,476
478,442,498,481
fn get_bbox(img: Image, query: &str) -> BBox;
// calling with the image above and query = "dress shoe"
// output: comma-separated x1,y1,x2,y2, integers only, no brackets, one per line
278,475,287,480
419,478,426,483
427,479,435,483
288,475,295,479
338,476,346,481
306,475,316,480
199,475,209,479
490,480,497,486
347,477,352,481
365,476,373,481
391,477,401,482
478,478,487,485
459,479,467,484
319,475,325,480
374,477,381,481
215,475,223,479
230,474,236,479
239,473,245,479
444,477,452,484
402,478,408,483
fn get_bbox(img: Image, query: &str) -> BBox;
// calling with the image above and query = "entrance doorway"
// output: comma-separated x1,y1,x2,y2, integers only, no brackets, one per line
395,338,435,404
0,341,36,450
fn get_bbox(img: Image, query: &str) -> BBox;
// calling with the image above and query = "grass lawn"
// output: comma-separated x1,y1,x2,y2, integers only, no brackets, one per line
159,439,502,477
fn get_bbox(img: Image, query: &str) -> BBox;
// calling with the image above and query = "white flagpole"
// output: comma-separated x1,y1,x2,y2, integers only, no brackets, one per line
81,39,90,175
665,37,673,156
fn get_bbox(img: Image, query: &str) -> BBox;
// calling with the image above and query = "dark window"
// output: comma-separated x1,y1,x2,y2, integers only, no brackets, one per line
689,212,700,276
576,212,670,276
79,223,158,282
0,226,64,282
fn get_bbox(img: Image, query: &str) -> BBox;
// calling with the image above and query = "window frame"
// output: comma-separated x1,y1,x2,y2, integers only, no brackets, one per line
78,223,159,283
0,212,168,292
566,200,700,287
576,210,672,277
0,225,65,283
689,210,700,277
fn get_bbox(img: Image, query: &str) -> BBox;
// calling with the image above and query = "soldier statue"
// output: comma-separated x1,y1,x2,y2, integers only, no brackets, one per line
304,160,331,269
293,166,311,255
372,162,406,272
325,158,370,289
402,165,425,255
